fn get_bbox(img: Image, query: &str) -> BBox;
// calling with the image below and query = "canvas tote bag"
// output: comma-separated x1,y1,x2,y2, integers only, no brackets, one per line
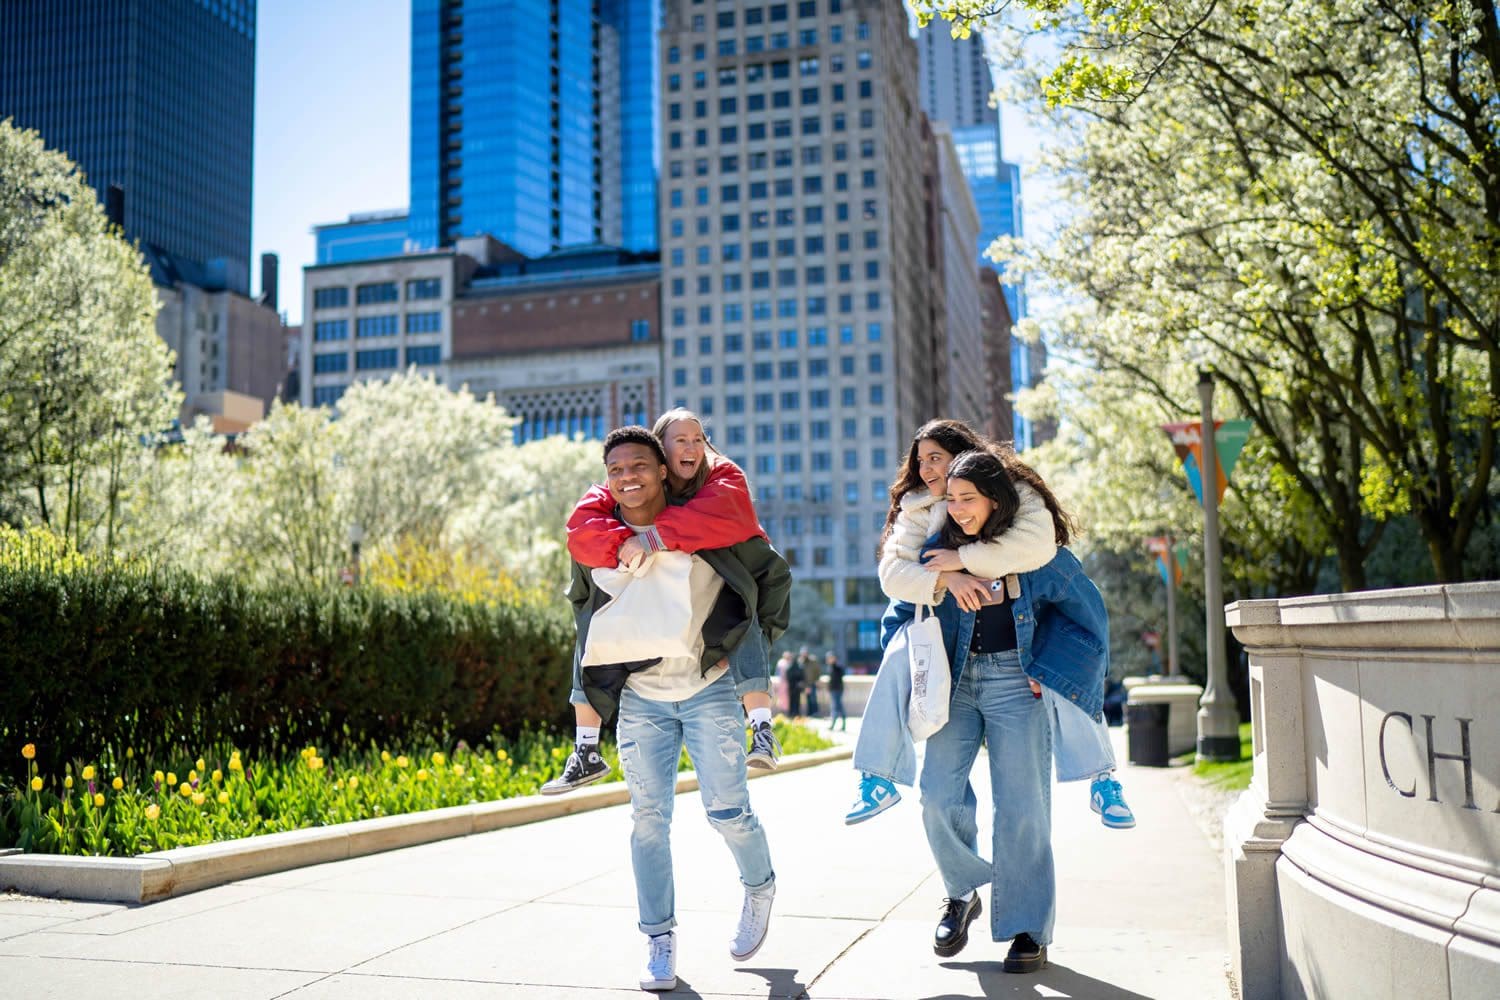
581,551,699,666
906,604,951,741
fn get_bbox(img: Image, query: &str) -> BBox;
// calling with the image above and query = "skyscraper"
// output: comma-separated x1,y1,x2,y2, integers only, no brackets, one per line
659,0,946,664
408,0,660,255
0,0,257,295
917,26,1039,448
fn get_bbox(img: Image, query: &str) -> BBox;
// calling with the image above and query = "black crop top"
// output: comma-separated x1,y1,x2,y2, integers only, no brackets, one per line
969,589,1018,653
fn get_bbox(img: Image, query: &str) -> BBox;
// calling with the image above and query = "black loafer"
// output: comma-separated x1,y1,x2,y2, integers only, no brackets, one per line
1003,932,1047,973
934,894,982,957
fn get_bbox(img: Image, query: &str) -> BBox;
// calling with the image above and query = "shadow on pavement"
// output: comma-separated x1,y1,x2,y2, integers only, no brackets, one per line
926,960,1157,999
738,965,813,998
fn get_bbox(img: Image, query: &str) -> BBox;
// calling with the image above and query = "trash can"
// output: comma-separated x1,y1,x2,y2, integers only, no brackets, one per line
1126,702,1171,767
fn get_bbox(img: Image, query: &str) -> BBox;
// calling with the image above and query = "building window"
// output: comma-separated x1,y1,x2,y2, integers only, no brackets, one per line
355,348,398,370
405,345,442,366
356,281,398,305
313,385,346,407
630,319,651,341
356,315,399,338
312,352,348,373
313,287,348,310
313,320,348,342
406,311,442,333
407,278,442,300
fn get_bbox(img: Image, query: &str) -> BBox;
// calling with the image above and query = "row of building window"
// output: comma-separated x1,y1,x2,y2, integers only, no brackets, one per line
512,403,650,445
668,79,874,120
671,354,884,382
670,292,880,326
667,222,881,267
666,49,873,93
665,384,886,410
717,447,892,472
672,34,871,64
313,278,442,311
676,469,890,509
311,313,443,341
669,140,876,180
685,2,847,35
763,510,886,538
312,346,442,373
670,262,880,299
667,110,875,148
674,325,881,354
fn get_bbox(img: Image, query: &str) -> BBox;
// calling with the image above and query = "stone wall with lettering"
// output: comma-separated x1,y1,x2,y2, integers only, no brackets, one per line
1222,583,1499,1000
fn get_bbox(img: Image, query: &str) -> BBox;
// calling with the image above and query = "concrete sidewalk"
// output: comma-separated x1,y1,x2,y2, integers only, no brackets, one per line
0,728,1231,999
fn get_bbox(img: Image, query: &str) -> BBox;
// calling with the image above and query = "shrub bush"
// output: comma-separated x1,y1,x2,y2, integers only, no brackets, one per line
0,531,575,781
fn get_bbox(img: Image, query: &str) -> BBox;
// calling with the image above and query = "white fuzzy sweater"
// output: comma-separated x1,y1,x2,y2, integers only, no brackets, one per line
876,482,1058,606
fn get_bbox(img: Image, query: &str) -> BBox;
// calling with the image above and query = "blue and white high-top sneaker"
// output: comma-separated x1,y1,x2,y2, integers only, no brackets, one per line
844,773,901,825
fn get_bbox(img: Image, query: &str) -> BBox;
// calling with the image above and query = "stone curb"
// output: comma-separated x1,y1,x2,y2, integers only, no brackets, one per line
0,745,852,905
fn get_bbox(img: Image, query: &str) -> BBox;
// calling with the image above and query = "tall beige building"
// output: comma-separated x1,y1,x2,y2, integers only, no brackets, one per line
659,0,967,664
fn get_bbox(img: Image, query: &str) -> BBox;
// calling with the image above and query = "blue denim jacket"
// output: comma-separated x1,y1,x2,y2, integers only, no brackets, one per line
880,543,1110,717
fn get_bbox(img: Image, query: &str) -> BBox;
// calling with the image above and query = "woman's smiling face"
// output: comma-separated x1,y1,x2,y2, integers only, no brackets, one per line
916,438,957,497
661,418,706,486
946,475,997,536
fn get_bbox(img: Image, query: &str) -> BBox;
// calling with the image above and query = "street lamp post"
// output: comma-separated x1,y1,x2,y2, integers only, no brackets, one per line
347,522,364,587
1165,533,1180,677
1196,371,1240,760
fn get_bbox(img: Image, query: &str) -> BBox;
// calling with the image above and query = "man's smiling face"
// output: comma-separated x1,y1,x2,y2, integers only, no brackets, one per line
605,441,668,513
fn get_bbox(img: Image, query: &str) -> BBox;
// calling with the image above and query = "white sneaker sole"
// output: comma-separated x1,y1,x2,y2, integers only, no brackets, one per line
730,925,770,962
640,975,677,991
746,753,779,771
539,765,611,796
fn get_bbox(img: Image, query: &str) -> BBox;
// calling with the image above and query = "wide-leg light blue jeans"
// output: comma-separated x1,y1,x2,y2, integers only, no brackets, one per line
919,649,1055,945
616,674,775,936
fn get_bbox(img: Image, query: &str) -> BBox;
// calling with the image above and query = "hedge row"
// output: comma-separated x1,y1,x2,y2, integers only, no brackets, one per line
1,562,575,779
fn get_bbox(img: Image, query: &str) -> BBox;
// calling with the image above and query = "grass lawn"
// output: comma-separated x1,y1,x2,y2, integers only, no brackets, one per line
1191,722,1254,792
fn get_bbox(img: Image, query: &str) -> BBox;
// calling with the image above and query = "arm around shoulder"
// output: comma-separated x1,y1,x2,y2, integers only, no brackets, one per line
565,484,631,568
655,460,766,552
876,503,944,604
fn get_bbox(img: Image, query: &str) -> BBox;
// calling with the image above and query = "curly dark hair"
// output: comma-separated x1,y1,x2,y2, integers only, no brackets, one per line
602,426,667,466
877,418,1076,556
880,419,986,550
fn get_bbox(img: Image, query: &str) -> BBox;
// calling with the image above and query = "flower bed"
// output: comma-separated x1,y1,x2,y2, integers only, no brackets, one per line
4,719,833,858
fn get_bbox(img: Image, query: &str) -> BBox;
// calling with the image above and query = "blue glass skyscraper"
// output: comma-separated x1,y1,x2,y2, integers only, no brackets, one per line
0,0,256,294
409,0,659,256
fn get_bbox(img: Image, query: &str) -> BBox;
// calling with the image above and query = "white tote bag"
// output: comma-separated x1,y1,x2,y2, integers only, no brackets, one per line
581,551,699,666
906,604,951,741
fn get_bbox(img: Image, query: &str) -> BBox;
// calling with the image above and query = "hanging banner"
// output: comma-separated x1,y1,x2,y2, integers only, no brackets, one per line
1161,420,1252,506
1145,536,1183,586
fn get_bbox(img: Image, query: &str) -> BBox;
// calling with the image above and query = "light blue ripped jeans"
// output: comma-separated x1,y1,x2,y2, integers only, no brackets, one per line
616,674,775,936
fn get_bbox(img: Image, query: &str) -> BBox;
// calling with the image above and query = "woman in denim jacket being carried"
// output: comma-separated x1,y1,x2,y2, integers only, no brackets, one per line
883,449,1114,974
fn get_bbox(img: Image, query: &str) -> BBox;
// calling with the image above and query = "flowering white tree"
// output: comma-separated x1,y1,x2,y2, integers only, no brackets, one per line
0,119,180,545
110,373,600,591
936,0,1499,585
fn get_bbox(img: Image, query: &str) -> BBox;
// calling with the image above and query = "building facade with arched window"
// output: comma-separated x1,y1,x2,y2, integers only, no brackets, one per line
447,252,661,442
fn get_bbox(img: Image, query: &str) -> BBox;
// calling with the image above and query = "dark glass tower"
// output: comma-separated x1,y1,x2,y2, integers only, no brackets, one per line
0,0,256,294
410,0,659,255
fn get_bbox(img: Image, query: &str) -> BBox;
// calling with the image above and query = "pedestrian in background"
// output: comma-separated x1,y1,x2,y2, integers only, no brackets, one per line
825,650,846,731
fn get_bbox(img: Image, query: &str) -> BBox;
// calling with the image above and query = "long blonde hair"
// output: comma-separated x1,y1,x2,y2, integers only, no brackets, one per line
650,408,723,499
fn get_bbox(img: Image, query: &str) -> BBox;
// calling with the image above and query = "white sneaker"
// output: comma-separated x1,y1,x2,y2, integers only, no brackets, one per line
730,882,775,961
640,931,676,991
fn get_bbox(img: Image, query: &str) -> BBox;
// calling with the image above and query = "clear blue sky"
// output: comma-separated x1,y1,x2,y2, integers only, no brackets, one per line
251,0,411,325
249,2,1054,326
